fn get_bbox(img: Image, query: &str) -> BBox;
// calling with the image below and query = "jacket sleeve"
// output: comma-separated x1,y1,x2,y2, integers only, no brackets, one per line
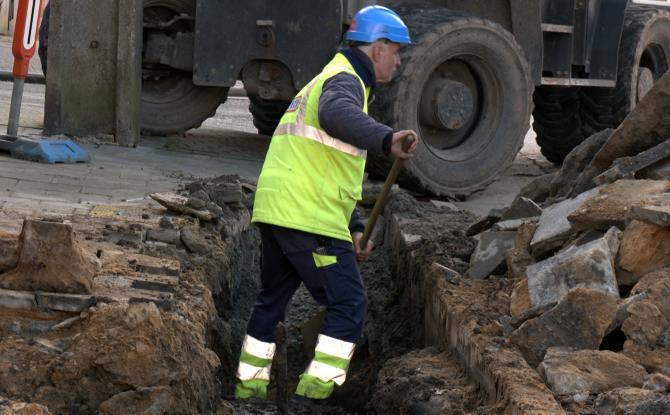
318,73,393,157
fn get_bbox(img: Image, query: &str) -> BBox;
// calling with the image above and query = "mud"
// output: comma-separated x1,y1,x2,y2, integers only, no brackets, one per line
0,173,563,414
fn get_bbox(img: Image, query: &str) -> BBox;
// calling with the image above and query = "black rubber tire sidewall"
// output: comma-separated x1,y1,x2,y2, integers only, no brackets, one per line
373,16,532,196
248,96,290,136
141,0,228,135
580,8,670,136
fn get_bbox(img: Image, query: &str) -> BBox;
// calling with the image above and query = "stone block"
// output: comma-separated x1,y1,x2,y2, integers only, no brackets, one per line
630,204,670,227
0,220,98,294
180,227,211,255
608,293,648,333
624,345,670,378
639,157,670,180
501,197,543,221
590,71,670,173
505,248,534,281
643,373,670,392
527,228,621,311
539,348,646,395
517,173,555,204
618,221,670,286
145,228,180,245
0,231,18,273
595,387,670,415
510,278,531,318
530,188,599,257
130,255,180,277
511,288,617,367
466,230,516,279
466,208,504,237
514,221,537,251
594,139,670,186
549,129,612,200
622,300,670,348
493,218,537,232
150,193,215,221
0,288,36,310
568,180,670,231
36,292,96,313
630,267,670,321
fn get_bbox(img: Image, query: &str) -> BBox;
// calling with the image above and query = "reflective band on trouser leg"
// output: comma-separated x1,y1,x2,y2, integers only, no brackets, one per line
295,334,355,399
235,335,276,399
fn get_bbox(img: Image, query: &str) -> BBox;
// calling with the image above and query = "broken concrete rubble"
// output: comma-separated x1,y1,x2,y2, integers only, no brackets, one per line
643,373,670,392
500,196,543,221
594,139,670,186
150,192,216,221
567,180,670,231
595,387,670,415
616,220,670,286
622,300,670,349
466,230,516,278
630,268,670,322
624,346,670,378
0,398,52,415
538,348,646,395
526,227,620,311
530,187,599,257
590,70,670,173
549,129,613,201
510,288,617,367
0,220,98,294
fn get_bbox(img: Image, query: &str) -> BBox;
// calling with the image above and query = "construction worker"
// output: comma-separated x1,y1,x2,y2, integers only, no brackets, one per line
235,5,419,401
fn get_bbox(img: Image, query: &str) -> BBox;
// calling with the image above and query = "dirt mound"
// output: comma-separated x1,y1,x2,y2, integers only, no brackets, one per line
0,220,98,294
371,347,486,414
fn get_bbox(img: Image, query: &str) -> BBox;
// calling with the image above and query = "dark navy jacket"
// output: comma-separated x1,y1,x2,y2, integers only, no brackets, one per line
318,48,394,234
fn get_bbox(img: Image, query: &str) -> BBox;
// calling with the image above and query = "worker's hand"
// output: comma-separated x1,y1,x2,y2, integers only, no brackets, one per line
391,130,420,160
352,232,374,262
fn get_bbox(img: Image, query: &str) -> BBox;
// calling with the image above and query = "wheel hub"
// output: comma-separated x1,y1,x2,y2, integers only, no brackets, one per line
420,78,474,131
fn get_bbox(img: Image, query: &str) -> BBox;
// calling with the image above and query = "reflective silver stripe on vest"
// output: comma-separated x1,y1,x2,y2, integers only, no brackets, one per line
242,334,276,359
304,360,348,386
275,122,367,159
315,334,355,361
237,361,271,381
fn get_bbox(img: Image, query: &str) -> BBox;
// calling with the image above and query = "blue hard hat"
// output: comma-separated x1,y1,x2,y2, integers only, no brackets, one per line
345,6,411,45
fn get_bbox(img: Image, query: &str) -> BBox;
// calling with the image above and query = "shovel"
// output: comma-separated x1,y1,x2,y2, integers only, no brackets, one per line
0,0,89,164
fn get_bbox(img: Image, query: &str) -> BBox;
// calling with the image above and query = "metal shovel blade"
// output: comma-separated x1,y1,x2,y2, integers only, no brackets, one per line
0,135,90,163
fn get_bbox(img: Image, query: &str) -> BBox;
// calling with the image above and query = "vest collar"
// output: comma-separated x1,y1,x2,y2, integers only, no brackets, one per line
339,48,376,89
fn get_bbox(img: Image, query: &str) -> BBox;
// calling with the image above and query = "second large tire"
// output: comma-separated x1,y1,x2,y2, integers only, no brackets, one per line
248,96,290,136
532,86,583,164
369,9,533,197
141,0,228,135
580,6,670,137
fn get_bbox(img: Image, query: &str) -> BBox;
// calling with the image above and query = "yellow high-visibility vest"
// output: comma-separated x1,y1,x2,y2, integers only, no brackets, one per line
252,53,371,242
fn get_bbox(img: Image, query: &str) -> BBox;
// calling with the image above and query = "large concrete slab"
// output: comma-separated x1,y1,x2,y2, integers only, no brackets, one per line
530,188,599,257
527,227,621,310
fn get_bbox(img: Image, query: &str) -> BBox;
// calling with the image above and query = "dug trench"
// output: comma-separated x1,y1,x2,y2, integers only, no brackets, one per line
0,174,562,414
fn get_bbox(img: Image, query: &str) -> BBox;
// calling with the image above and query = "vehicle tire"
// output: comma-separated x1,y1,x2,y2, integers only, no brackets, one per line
38,3,49,76
580,7,670,137
368,9,533,197
141,0,228,135
248,96,290,136
532,86,583,164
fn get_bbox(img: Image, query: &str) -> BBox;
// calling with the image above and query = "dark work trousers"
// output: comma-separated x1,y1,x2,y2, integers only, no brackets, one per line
246,223,368,344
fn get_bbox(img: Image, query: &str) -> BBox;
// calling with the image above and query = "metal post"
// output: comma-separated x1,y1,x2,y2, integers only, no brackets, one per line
7,77,24,137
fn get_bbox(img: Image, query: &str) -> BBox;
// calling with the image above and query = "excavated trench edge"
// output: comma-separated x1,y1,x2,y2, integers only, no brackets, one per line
385,212,566,415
